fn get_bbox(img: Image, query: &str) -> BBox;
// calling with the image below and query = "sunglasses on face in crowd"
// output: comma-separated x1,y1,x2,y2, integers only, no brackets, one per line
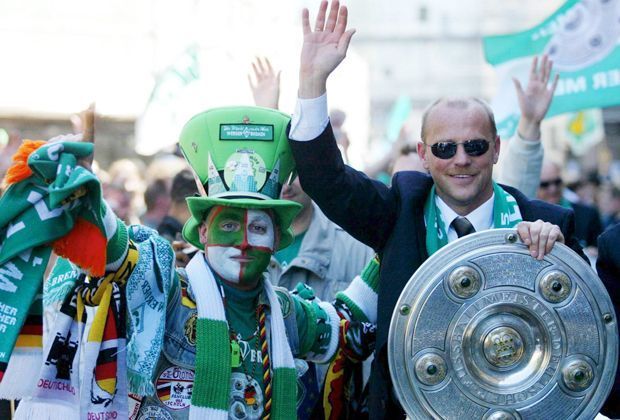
539,178,563,189
429,139,490,160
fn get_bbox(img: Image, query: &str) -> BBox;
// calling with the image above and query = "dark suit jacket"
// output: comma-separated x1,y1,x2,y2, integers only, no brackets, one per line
572,201,603,248
597,224,620,418
290,124,584,419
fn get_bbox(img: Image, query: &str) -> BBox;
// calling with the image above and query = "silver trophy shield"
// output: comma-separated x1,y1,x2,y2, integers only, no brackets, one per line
388,229,618,420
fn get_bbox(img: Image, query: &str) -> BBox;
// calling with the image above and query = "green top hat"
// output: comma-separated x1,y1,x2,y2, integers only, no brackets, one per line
179,106,302,250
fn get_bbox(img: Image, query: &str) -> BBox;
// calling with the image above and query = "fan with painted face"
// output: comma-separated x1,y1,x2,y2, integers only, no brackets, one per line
179,106,302,256
198,206,277,289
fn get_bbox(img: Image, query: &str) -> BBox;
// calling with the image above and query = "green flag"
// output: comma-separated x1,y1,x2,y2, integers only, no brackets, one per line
483,0,620,137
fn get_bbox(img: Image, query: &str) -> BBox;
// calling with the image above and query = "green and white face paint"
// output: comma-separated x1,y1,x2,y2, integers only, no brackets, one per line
200,206,276,287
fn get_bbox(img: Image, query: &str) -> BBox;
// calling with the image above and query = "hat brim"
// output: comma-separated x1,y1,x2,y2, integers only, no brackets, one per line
182,196,302,251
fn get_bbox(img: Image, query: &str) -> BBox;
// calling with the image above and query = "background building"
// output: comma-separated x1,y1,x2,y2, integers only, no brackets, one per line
0,0,617,174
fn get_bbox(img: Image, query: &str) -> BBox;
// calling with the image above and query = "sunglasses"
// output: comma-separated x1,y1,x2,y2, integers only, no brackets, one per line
539,178,562,189
429,139,490,160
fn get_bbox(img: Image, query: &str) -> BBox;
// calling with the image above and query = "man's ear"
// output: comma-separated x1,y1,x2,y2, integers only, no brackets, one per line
198,222,209,246
493,135,501,164
417,142,430,170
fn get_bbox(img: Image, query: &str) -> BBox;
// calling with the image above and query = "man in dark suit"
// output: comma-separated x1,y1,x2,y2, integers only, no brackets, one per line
288,2,585,418
597,225,620,418
537,160,603,249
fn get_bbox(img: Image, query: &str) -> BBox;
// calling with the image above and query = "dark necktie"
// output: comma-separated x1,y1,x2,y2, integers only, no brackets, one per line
451,216,476,238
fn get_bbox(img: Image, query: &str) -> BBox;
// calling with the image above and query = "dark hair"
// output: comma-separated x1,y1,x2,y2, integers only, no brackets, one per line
420,97,497,143
144,179,169,210
171,169,199,204
400,143,418,156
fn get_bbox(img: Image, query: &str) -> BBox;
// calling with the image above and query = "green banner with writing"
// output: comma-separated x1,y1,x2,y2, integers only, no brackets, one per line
483,0,620,137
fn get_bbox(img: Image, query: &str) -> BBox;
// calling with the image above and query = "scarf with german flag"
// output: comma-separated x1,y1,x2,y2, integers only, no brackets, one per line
0,290,45,400
15,278,87,419
79,240,137,419
0,139,109,389
15,242,138,420
80,280,127,419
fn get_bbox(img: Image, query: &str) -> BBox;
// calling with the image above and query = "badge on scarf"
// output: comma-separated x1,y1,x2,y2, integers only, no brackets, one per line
156,366,194,411
184,313,197,346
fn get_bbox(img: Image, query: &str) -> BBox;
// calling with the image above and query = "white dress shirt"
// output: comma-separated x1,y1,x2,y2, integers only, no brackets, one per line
435,194,495,243
290,94,329,141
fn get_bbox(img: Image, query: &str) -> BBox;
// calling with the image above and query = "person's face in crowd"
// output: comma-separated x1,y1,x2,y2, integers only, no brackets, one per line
281,177,312,211
199,206,277,289
391,150,427,175
537,162,563,205
575,181,597,206
598,186,620,216
417,102,500,215
104,185,133,222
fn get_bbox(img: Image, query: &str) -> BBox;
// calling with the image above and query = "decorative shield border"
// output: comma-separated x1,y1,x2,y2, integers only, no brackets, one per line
388,229,618,419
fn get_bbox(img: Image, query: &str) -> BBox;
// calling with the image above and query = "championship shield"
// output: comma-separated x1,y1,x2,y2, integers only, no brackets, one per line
388,229,618,419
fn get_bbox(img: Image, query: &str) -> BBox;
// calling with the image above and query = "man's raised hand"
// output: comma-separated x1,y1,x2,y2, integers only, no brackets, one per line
46,103,96,171
299,0,355,98
248,57,281,109
513,55,559,140
77,103,96,171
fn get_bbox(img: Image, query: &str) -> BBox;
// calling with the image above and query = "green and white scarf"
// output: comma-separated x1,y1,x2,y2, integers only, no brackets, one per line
0,140,108,386
424,181,522,255
185,253,296,420
124,225,174,396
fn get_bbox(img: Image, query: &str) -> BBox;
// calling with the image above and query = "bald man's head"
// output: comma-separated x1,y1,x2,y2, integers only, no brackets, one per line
420,98,497,144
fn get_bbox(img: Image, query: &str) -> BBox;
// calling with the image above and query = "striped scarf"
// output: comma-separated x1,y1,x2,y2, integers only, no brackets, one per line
185,253,296,420
80,282,127,419
0,292,44,400
79,244,137,419
15,279,87,419
15,244,138,420
0,139,110,388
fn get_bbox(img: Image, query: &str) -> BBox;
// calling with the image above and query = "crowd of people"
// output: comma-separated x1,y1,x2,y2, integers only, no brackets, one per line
0,1,618,419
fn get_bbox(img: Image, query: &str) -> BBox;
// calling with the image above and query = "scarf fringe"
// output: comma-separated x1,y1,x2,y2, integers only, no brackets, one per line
0,350,41,400
3,140,46,185
53,217,107,277
188,406,228,420
127,370,155,396
14,398,79,420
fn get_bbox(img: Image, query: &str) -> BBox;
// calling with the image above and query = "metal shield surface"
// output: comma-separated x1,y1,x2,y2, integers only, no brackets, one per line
388,229,618,420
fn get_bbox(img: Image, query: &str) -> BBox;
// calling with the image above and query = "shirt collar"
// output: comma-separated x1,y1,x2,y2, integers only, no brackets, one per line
435,193,495,242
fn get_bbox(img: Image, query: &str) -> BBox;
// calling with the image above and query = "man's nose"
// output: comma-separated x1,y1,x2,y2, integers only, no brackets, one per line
549,183,562,193
238,236,250,251
453,144,472,165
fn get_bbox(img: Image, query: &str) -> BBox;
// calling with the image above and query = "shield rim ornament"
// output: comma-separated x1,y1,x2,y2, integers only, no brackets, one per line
388,229,618,420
